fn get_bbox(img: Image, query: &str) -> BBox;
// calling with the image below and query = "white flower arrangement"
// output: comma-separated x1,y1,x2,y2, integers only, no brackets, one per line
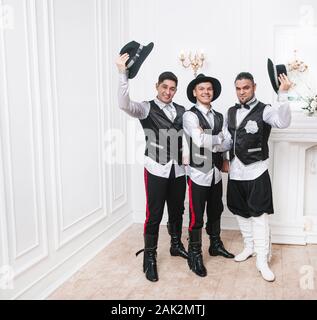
287,51,308,73
301,95,317,116
286,50,317,116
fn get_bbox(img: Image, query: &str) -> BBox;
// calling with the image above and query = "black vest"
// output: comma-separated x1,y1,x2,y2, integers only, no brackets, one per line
139,100,185,165
227,101,271,165
186,106,224,173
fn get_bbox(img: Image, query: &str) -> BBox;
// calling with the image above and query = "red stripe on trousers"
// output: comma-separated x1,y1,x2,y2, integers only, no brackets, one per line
188,177,196,232
143,168,151,234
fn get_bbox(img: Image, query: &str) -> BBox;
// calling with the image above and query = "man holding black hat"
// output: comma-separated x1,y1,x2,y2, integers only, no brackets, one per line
183,73,234,278
224,63,292,282
116,41,188,283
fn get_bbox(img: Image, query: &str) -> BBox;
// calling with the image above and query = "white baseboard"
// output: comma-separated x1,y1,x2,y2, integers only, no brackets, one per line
270,222,307,245
272,234,306,245
220,212,239,230
13,214,133,300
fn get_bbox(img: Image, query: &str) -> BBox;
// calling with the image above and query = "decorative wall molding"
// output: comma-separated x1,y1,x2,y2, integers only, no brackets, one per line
1,0,133,299
0,0,11,270
45,0,64,250
14,0,48,261
0,0,48,278
104,0,129,215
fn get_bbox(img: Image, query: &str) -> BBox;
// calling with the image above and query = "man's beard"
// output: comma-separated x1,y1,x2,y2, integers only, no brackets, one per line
239,95,254,104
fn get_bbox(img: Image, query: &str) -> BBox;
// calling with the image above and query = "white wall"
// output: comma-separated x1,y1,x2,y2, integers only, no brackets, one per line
126,0,317,241
0,0,133,299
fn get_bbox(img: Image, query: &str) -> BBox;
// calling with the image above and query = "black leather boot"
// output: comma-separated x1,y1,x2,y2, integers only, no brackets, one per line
187,229,207,277
208,219,234,259
136,234,159,282
167,222,188,259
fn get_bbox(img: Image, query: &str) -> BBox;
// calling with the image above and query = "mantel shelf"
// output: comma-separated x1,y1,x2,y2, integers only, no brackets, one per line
271,112,317,142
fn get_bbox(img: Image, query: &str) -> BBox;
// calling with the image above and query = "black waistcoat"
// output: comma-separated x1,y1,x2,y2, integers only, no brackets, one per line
227,101,271,165
186,106,224,173
139,100,185,165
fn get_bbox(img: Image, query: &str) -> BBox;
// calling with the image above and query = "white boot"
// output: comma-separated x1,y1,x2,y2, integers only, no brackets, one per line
256,256,275,282
234,216,255,262
252,214,275,282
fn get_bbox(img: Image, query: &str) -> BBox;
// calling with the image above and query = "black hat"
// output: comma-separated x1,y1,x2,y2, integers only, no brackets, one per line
187,73,222,103
119,41,154,79
267,58,287,93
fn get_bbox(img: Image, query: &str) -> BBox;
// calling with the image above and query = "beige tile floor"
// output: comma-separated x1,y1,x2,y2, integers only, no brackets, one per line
49,224,317,300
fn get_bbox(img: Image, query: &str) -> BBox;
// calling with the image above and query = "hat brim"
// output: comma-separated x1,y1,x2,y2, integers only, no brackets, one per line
187,76,222,103
267,58,287,94
267,58,279,93
128,42,154,79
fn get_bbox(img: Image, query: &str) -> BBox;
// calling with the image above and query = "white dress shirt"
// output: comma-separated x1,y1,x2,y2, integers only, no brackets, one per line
118,71,185,178
224,94,291,181
183,103,232,186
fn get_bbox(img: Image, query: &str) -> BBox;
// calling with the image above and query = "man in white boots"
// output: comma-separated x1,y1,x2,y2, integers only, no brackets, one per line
224,66,292,282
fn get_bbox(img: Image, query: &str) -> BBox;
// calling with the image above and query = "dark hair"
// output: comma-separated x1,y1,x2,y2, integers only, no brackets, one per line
235,72,255,84
158,71,178,87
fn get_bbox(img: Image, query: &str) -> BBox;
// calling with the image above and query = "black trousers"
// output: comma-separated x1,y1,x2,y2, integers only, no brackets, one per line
187,177,224,233
143,166,186,235
227,170,274,218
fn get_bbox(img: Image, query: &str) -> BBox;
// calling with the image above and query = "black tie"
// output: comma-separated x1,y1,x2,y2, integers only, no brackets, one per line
236,103,250,110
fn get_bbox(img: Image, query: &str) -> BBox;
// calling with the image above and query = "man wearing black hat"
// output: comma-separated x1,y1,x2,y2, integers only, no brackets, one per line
224,66,292,282
183,74,234,278
115,45,188,283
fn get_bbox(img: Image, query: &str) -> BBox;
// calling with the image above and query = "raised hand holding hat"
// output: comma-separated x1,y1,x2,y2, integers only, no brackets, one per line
267,58,289,93
116,53,129,73
119,41,154,79
277,73,292,92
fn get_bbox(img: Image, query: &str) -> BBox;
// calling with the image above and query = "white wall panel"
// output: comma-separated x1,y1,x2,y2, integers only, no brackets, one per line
0,132,9,279
46,0,105,248
104,0,129,214
0,0,48,279
0,0,132,299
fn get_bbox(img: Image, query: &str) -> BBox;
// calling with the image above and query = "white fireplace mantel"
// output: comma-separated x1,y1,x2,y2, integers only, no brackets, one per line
271,112,317,142
269,112,317,244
